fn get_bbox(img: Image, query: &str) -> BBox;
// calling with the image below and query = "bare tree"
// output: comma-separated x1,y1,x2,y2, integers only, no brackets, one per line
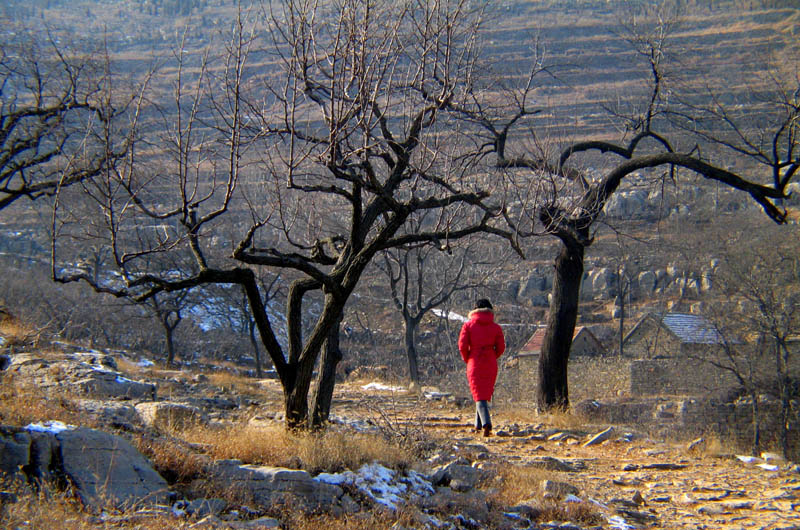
445,3,798,410
378,228,496,383
53,1,521,429
0,22,128,211
703,231,800,458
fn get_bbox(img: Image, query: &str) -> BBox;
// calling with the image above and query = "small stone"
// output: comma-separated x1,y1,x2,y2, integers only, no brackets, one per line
686,437,705,452
541,479,580,498
632,491,645,505
583,427,614,447
697,504,726,515
761,452,786,463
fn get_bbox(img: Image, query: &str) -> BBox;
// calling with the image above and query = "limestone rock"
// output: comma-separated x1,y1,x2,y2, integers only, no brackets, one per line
7,354,155,400
136,401,207,431
210,461,343,512
583,426,614,447
541,479,580,498
430,462,481,492
57,427,170,510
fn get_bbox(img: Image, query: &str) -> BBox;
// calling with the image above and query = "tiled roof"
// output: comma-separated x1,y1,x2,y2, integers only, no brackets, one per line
519,326,590,355
660,312,724,344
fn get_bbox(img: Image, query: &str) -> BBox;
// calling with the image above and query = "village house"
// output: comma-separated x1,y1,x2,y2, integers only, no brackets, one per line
621,311,726,359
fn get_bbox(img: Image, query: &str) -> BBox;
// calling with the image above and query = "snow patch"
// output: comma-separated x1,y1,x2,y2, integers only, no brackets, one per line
137,358,154,367
361,382,405,392
608,515,636,530
315,462,433,510
25,420,75,434
432,309,467,323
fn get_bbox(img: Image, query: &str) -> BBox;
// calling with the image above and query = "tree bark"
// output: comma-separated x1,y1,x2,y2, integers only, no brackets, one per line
536,240,585,411
404,318,420,384
310,311,343,429
248,319,263,378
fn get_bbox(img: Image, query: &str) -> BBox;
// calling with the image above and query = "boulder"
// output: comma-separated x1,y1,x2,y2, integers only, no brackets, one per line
638,270,657,294
430,462,482,492
7,354,155,400
57,427,170,510
75,400,141,430
0,427,31,477
135,402,206,431
210,461,343,512
0,424,169,511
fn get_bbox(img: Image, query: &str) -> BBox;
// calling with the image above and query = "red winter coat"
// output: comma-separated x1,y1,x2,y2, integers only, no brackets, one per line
458,309,505,401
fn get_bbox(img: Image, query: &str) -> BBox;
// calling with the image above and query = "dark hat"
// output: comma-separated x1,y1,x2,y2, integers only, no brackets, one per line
475,298,493,310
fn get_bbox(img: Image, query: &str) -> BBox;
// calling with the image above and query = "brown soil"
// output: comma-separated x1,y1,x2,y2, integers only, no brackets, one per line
326,380,800,530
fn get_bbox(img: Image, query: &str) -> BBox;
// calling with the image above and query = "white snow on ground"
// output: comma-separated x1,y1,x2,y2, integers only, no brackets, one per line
608,515,636,530
431,309,467,323
315,462,434,510
137,358,154,367
360,382,406,392
25,420,75,434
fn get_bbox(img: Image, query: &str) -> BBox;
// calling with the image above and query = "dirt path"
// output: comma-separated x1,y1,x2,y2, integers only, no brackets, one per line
330,381,800,530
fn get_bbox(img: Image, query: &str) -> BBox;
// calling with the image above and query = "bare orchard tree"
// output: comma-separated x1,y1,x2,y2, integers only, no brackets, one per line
705,230,800,458
0,22,129,211
54,1,522,429
377,226,498,384
455,5,798,410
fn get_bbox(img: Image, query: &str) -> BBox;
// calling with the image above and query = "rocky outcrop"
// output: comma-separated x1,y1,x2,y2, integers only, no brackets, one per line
0,423,169,510
208,460,346,513
135,401,207,431
6,352,156,400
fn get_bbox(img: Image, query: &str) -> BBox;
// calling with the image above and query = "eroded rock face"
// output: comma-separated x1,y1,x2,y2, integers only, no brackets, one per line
58,427,170,510
208,461,344,513
0,424,169,511
135,401,206,431
6,353,156,400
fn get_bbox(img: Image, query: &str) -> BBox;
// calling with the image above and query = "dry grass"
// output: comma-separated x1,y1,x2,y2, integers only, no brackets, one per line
0,483,188,529
0,483,95,530
537,498,605,526
491,464,552,506
494,404,587,431
0,314,41,349
181,422,415,475
281,509,418,530
206,370,266,396
491,464,603,526
131,433,211,484
0,374,86,428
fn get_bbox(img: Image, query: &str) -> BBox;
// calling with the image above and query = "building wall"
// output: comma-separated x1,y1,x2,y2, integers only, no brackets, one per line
629,358,741,396
623,320,681,359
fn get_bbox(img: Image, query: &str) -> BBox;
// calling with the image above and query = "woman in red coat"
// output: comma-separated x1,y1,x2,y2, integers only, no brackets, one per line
458,299,505,436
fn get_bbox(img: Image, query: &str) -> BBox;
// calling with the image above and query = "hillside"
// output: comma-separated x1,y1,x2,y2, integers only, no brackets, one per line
1,319,800,529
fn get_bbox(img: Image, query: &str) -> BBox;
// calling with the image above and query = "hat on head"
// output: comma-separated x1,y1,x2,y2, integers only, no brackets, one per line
475,298,493,310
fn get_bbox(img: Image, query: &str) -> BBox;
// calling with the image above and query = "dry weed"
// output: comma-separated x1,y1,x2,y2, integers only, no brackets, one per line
494,404,586,431
537,498,605,526
180,422,415,474
206,370,264,396
281,509,414,530
131,433,210,484
0,374,85,427
491,463,552,506
0,482,96,530
0,315,41,349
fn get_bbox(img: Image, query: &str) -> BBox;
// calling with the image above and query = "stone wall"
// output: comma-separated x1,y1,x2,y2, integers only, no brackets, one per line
509,355,632,405
629,358,741,397
576,396,800,460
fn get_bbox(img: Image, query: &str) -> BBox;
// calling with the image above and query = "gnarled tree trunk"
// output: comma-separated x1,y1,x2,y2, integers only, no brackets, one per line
536,237,585,411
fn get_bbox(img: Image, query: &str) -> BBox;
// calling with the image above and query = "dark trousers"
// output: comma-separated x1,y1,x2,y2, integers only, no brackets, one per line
474,400,491,429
